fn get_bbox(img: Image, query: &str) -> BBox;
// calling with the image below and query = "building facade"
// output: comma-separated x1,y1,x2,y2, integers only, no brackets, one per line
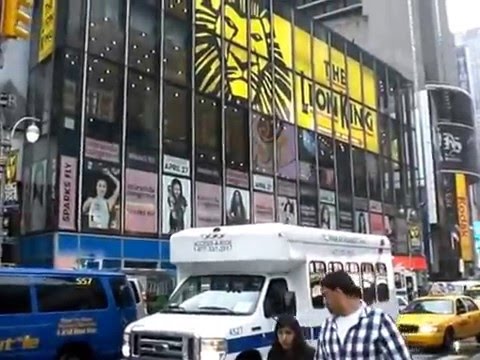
18,0,422,271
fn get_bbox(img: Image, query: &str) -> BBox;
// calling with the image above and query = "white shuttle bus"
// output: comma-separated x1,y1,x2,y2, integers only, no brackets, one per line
122,223,398,360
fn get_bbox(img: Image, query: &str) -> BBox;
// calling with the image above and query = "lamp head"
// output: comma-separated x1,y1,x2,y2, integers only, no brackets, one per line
25,123,40,143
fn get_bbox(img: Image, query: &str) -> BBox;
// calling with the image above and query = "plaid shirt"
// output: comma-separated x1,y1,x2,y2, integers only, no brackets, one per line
315,305,412,360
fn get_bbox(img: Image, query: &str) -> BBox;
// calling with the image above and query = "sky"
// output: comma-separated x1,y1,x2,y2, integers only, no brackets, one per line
446,0,480,34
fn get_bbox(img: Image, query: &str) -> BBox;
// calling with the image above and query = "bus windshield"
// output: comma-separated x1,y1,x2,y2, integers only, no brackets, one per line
164,275,265,315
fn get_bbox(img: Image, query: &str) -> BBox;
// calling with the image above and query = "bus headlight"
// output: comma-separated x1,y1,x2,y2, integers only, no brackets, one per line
200,338,227,360
122,333,130,357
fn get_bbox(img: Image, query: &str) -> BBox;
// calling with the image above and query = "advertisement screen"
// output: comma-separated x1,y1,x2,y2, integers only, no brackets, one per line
27,160,48,232
254,192,274,223
162,175,191,234
59,156,78,231
226,187,250,225
194,0,377,152
196,182,222,227
277,123,297,179
319,204,336,230
125,169,158,234
82,138,121,232
277,196,297,225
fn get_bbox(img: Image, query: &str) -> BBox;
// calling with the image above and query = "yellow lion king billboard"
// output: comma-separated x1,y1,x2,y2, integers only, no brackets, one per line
194,0,379,153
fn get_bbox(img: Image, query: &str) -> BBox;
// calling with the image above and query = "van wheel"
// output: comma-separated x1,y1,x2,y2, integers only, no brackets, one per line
59,353,82,360
442,328,454,352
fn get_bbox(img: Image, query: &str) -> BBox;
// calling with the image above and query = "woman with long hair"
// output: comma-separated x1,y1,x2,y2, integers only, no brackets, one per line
228,190,247,225
168,178,187,233
320,205,331,229
267,315,314,360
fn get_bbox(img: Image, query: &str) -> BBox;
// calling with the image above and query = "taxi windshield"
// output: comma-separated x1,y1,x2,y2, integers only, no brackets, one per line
165,275,265,315
403,299,453,315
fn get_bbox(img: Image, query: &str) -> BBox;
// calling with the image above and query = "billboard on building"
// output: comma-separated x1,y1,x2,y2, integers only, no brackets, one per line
194,0,378,152
456,174,473,262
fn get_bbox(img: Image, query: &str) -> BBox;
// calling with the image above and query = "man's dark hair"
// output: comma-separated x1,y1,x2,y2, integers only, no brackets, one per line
321,270,362,298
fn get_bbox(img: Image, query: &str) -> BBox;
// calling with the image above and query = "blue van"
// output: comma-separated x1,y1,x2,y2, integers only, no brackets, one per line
0,267,137,360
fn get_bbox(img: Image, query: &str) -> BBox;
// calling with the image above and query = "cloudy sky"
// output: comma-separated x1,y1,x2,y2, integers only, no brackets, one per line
447,0,480,33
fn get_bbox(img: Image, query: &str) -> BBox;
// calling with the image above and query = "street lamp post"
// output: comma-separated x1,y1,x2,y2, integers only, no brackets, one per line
0,116,41,265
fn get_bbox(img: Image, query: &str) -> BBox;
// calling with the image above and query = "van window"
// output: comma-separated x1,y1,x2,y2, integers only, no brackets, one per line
361,263,376,305
128,280,141,303
328,262,343,272
0,275,31,314
36,276,108,312
375,263,389,302
111,278,136,308
264,278,289,318
346,262,361,290
309,261,326,309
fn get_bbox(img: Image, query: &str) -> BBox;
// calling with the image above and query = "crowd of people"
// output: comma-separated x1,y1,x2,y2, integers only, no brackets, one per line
267,270,411,360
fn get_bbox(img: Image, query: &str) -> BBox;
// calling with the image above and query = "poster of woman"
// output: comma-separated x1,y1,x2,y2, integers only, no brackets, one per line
226,187,250,225
28,160,47,232
355,211,370,234
277,196,297,225
82,161,120,231
162,175,191,234
319,204,336,230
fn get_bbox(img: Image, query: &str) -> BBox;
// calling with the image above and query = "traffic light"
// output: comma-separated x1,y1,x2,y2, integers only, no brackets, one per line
0,0,33,39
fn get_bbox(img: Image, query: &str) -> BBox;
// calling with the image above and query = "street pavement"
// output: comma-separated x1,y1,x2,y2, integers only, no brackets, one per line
411,338,480,359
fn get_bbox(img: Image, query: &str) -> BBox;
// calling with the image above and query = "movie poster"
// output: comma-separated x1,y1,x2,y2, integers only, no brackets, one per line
226,187,250,225
319,203,336,230
277,196,298,225
82,138,121,232
196,182,222,227
162,175,191,234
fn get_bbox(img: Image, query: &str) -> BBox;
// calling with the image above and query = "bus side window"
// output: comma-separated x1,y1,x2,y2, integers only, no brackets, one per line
361,263,376,305
375,263,389,302
309,261,326,309
328,262,343,272
346,262,361,290
394,272,402,289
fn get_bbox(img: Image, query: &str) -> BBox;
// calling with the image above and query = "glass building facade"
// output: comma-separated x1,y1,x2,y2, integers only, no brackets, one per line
19,0,420,268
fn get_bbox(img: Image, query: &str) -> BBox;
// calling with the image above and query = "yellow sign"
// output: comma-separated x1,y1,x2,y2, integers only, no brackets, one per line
38,0,56,62
194,0,378,153
456,174,473,261
0,335,39,352
5,150,18,184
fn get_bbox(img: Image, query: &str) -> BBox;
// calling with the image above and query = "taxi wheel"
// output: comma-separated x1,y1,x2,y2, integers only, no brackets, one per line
442,328,454,352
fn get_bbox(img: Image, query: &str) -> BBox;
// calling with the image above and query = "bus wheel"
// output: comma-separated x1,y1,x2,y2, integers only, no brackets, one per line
57,344,91,360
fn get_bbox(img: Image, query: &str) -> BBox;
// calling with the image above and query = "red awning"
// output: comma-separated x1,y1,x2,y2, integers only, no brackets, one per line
393,255,428,271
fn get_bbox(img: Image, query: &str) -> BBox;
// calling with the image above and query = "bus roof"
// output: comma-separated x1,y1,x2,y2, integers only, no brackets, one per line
170,223,390,271
0,267,124,277
172,223,390,248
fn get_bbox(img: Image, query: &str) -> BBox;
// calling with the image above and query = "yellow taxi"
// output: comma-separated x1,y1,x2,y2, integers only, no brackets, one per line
396,295,480,351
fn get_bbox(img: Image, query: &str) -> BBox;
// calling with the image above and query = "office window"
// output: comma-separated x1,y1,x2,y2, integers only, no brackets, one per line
85,57,123,144
225,106,249,172
163,85,190,158
128,0,160,74
195,95,221,169
252,113,274,175
166,0,190,20
88,0,126,62
298,129,317,184
366,153,382,202
164,16,190,85
336,141,352,197
59,0,87,49
318,134,335,190
383,158,394,204
277,122,297,180
353,147,367,199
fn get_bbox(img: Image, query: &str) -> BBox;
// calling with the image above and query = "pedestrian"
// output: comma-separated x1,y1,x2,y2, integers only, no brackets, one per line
267,314,315,360
315,270,412,359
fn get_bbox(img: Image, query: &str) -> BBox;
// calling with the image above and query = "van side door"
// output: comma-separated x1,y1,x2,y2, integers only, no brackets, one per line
0,275,39,359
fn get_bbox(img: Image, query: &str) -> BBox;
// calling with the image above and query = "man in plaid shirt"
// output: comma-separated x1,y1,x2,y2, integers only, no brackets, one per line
315,271,412,359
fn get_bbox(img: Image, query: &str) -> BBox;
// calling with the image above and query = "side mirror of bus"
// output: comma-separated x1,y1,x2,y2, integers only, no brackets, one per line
284,291,296,315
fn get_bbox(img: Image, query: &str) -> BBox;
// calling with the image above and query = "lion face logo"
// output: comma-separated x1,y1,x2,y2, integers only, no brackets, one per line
195,0,292,120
